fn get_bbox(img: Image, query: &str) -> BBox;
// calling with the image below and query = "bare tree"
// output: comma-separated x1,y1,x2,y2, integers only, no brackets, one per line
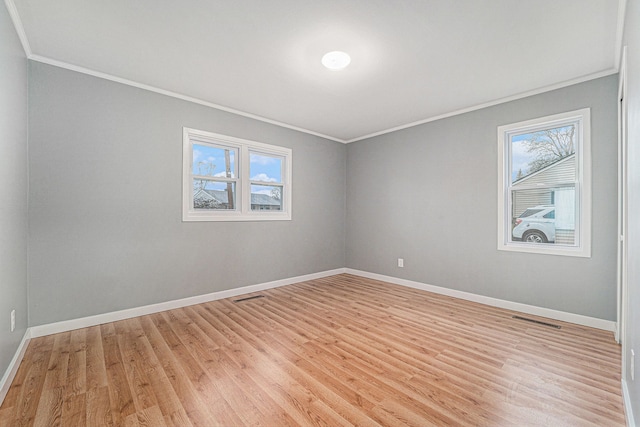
194,196,221,209
196,161,215,176
522,125,575,173
193,150,234,209
194,160,216,193
270,187,281,200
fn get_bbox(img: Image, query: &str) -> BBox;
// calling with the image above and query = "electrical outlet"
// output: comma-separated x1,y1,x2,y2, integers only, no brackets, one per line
10,309,15,332
632,349,635,381
398,258,404,268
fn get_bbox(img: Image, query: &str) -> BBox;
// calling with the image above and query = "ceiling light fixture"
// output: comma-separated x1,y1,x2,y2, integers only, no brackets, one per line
322,51,351,70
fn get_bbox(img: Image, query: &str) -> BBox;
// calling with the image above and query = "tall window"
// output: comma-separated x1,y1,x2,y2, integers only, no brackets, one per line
497,109,591,257
183,128,292,221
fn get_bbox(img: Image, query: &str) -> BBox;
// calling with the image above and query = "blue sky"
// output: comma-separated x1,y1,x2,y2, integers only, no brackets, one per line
249,152,282,183
192,144,236,177
193,144,282,195
511,139,532,181
510,134,535,181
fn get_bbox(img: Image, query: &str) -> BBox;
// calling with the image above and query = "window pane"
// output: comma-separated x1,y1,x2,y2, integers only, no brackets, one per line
497,109,589,256
184,128,292,222
250,184,283,211
250,152,282,183
511,125,575,185
193,180,236,210
192,144,236,178
510,186,575,245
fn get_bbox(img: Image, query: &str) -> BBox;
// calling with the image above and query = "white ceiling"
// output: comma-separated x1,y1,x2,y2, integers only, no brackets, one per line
7,0,624,143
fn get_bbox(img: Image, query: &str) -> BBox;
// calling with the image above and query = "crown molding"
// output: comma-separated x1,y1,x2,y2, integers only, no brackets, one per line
346,68,619,143
614,0,628,67
4,0,31,56
28,54,347,144
5,0,624,145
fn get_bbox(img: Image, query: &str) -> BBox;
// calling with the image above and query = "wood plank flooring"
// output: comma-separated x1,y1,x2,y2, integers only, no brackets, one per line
0,274,627,426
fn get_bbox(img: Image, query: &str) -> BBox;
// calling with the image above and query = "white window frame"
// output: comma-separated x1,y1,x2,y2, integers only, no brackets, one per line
497,108,591,257
183,128,292,222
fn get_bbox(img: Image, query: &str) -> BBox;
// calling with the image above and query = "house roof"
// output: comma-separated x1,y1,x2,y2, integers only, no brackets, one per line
512,154,576,185
196,189,281,206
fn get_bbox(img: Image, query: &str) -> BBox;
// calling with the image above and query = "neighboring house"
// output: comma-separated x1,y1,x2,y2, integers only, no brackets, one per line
249,192,283,210
511,154,575,244
194,189,281,211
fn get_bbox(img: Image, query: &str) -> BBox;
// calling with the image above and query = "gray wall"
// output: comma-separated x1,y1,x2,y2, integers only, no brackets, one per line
622,0,640,420
346,76,618,321
27,62,346,326
1,2,631,414
0,3,29,381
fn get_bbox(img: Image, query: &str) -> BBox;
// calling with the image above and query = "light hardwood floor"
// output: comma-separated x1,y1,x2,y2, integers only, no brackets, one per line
0,274,627,426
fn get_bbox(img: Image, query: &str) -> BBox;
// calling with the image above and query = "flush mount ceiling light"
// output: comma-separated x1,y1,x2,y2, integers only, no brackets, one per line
321,51,351,70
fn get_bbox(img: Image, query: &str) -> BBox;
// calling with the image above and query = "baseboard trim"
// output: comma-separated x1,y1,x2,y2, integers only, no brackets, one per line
29,267,615,337
345,269,616,331
29,268,347,338
622,379,636,427
0,329,31,405
1,268,623,410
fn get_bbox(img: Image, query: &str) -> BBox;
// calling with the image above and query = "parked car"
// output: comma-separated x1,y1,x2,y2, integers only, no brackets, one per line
512,205,555,243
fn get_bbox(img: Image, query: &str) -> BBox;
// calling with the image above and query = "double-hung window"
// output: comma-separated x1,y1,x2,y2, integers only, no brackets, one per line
497,109,591,257
183,128,292,221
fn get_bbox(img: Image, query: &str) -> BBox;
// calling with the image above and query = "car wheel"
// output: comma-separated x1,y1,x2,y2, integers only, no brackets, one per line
523,230,548,243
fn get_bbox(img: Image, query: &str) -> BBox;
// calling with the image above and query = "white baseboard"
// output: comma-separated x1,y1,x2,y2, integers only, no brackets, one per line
29,268,347,338
1,267,622,410
622,379,636,427
345,269,616,331
29,266,615,338
0,329,31,405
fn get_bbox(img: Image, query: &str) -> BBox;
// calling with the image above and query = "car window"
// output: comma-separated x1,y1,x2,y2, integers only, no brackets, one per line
519,209,544,218
543,210,555,219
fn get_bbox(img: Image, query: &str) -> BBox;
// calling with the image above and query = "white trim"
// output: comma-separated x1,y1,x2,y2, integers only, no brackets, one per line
617,46,628,346
346,69,618,143
183,128,292,222
4,0,621,145
29,53,617,145
28,55,345,144
29,268,347,338
0,268,626,420
4,267,617,408
0,329,31,405
26,266,615,338
3,0,32,56
497,108,592,258
622,379,636,427
614,0,628,68
345,269,616,331
13,53,616,146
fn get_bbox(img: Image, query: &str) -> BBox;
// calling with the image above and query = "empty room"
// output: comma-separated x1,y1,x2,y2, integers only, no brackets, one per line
1,0,638,426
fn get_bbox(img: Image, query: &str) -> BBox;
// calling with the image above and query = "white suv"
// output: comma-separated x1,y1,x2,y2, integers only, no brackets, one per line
512,205,555,243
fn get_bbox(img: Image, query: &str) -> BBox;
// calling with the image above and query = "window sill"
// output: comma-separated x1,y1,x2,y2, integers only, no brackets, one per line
498,242,591,258
183,211,292,222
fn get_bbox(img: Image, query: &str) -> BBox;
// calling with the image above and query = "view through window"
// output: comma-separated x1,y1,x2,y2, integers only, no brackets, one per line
498,109,591,257
183,128,292,221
